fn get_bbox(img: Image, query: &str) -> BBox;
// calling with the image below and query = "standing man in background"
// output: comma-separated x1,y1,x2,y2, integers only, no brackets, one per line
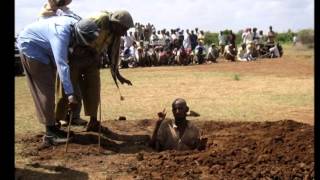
55,10,134,133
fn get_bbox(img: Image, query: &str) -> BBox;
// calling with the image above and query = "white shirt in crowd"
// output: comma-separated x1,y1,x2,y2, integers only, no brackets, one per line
269,45,280,57
244,32,253,45
171,33,177,41
293,36,297,43
123,35,134,49
150,34,159,44
218,34,226,46
183,33,192,49
237,47,247,61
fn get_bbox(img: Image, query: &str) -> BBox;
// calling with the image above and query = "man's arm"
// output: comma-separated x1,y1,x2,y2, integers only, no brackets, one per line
50,28,74,96
108,36,132,86
149,109,166,148
154,116,168,152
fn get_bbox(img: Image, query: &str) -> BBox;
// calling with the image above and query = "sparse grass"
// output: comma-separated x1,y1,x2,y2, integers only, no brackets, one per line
233,74,240,81
15,55,314,137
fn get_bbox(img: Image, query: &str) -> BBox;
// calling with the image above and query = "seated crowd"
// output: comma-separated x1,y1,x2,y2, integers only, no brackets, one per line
99,24,283,68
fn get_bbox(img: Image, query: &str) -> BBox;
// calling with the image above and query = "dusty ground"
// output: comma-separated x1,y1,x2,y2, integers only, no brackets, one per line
15,47,314,179
15,119,314,180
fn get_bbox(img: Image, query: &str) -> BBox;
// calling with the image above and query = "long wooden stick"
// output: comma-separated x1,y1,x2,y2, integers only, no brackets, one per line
65,110,73,153
98,96,102,153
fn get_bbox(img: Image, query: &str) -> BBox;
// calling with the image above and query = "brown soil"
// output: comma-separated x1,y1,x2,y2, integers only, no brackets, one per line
15,119,314,179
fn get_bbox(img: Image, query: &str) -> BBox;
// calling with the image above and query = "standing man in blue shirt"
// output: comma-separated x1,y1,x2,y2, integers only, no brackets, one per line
17,16,101,145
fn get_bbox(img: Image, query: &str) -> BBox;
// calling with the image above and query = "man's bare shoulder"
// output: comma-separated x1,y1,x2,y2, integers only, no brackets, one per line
186,120,200,131
159,118,174,127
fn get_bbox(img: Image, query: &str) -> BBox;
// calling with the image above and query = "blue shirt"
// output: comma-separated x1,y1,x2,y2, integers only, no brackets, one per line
17,16,79,95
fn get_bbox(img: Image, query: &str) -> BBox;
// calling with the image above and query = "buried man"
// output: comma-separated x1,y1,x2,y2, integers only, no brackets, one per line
149,98,206,151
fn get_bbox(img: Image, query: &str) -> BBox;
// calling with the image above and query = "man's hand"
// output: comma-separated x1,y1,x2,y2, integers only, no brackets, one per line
157,108,166,120
67,95,78,112
197,137,208,151
117,74,133,86
120,78,132,86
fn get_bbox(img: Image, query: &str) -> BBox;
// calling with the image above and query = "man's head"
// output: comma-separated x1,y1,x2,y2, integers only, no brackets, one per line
49,0,72,8
110,10,134,36
172,98,189,122
259,30,263,35
241,43,246,49
74,18,100,46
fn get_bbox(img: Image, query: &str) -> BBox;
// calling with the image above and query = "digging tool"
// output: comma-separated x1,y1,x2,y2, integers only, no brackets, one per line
65,110,73,153
98,95,102,153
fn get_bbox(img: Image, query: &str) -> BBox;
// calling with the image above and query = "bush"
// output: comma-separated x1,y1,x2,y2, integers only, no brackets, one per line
204,32,219,45
203,29,314,47
204,30,242,47
277,32,294,44
297,29,314,45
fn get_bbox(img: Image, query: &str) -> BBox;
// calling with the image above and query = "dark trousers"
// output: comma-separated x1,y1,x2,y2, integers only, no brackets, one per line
55,46,101,121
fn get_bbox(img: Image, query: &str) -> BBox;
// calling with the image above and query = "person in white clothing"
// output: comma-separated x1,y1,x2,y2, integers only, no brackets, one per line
183,29,192,50
292,34,297,46
224,43,237,61
237,43,248,62
150,31,159,46
269,43,280,58
123,32,134,51
245,28,253,45
218,31,226,55
206,43,219,63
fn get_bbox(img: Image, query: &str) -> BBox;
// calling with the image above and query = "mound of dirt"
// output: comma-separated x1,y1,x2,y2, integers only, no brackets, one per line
16,119,314,179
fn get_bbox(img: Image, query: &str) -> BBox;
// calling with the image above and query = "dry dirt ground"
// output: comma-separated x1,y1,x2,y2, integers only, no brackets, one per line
15,53,314,179
16,119,314,180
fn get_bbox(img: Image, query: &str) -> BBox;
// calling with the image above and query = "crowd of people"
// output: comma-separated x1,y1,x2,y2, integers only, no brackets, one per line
108,25,283,69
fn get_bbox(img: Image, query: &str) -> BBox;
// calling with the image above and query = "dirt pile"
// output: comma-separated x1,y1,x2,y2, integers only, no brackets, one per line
16,119,314,179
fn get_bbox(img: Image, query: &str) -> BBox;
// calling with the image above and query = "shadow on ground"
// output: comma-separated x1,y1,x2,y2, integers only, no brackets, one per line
15,166,88,180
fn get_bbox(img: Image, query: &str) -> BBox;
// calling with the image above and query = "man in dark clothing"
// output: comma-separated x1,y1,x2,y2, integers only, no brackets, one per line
228,30,236,48
190,30,198,50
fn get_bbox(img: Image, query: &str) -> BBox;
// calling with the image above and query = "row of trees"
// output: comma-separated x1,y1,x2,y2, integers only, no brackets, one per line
204,29,314,48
